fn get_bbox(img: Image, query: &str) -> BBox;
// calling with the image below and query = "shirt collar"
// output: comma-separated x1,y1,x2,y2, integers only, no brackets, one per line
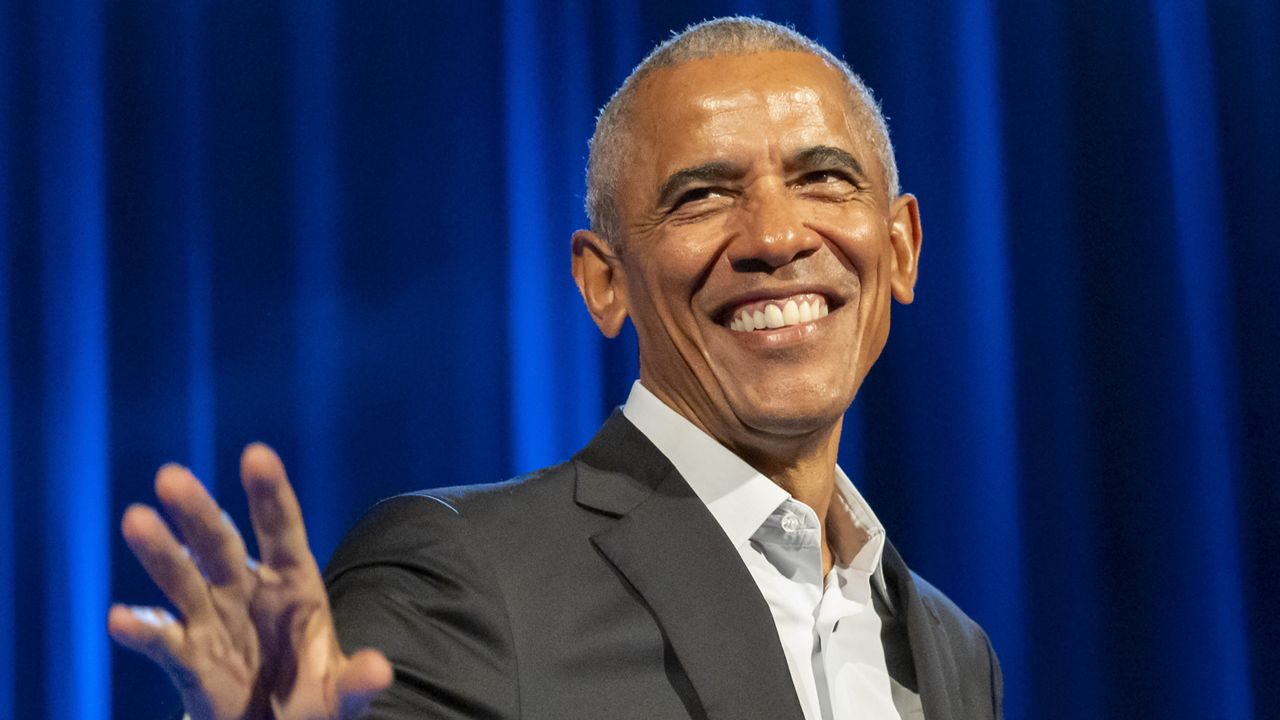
829,466,888,575
620,381,894,609
622,380,787,548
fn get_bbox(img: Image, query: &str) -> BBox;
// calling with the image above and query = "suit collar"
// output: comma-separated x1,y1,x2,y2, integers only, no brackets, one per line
574,412,968,720
881,540,965,720
574,411,806,720
572,409,667,516
619,381,789,547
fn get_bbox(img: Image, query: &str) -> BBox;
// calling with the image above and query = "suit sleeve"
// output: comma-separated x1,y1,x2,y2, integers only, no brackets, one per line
986,632,1004,720
324,495,520,720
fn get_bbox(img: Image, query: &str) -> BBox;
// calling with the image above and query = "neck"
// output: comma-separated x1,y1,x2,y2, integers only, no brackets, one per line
747,423,843,576
638,376,847,571
643,379,846,514
737,417,843,525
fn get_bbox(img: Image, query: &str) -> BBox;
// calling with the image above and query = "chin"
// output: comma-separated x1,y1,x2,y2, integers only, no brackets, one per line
730,380,853,438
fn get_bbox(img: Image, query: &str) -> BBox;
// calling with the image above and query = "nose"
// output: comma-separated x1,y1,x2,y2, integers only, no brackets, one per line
727,182,821,273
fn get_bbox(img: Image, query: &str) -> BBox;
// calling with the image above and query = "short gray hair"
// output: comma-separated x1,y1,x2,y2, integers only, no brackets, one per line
585,16,899,249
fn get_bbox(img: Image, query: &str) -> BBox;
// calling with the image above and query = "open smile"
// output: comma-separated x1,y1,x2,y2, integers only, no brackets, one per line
721,292,833,333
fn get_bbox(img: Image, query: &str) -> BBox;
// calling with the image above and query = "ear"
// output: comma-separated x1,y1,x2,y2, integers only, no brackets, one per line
887,193,923,304
571,229,629,338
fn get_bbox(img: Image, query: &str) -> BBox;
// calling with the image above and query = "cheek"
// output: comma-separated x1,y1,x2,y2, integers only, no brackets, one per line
814,211,895,365
639,231,727,318
660,243,715,285
625,263,703,346
819,210,890,275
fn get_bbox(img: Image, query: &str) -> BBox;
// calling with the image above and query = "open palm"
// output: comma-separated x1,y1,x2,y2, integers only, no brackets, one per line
108,444,392,720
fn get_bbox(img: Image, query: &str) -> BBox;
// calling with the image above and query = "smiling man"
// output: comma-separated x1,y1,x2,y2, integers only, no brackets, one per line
110,17,1002,720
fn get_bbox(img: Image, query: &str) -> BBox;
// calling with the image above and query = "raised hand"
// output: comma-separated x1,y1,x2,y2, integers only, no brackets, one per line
108,443,393,720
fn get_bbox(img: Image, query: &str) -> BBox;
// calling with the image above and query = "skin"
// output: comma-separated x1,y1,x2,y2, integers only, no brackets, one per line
572,51,922,573
107,446,392,720
110,49,920,719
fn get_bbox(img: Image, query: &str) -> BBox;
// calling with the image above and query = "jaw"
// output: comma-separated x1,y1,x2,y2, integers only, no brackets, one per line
676,294,869,447
713,350,859,437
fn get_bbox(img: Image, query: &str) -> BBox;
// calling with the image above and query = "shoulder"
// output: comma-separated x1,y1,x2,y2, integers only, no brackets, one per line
908,571,1005,719
323,461,579,576
319,472,588,720
909,570,991,646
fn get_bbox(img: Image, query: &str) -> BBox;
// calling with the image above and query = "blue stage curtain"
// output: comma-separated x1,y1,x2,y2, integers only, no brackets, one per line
1,1,1276,718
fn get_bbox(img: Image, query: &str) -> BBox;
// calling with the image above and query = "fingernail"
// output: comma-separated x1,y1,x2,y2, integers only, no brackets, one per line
130,606,175,627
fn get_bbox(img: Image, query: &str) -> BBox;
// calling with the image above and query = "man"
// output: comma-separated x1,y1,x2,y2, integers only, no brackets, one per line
109,17,1002,720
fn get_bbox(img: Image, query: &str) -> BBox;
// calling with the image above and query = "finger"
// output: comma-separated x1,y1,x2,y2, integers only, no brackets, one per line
107,603,185,663
240,443,312,569
108,604,206,703
154,463,251,588
337,648,394,718
121,504,214,620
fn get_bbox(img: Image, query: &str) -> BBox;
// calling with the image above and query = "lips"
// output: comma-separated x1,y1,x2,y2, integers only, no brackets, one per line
724,292,830,332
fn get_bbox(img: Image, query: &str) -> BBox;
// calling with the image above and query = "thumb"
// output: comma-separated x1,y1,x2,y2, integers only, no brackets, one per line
337,648,393,717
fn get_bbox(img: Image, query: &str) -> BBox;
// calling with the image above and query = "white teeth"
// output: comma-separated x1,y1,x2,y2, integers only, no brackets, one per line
782,300,800,325
764,304,784,328
728,294,833,333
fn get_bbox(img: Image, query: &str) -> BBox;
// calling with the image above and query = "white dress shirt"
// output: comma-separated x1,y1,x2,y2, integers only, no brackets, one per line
623,381,907,720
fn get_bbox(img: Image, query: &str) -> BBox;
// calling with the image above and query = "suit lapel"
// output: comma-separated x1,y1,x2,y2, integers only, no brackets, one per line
882,541,964,720
575,412,806,720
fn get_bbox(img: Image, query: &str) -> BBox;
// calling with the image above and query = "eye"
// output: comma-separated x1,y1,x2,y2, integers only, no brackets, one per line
793,169,860,199
672,186,727,209
798,169,853,186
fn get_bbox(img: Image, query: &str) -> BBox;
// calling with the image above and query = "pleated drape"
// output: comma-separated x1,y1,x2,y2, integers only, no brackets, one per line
1,1,1275,717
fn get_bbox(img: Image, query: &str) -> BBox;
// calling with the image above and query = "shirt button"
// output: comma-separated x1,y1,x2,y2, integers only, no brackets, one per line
780,513,801,533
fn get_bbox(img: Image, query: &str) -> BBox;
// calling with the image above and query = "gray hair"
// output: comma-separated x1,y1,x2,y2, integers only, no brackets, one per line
585,16,900,249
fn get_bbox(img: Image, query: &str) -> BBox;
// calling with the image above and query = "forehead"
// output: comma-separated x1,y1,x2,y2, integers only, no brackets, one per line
628,51,865,170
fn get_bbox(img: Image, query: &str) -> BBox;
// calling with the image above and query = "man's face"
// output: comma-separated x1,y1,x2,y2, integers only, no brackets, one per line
577,51,920,453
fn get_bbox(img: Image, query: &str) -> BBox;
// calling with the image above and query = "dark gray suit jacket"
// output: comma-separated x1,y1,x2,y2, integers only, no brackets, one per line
325,411,1003,719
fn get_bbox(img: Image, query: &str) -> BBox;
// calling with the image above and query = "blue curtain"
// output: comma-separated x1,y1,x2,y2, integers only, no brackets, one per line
2,1,1276,718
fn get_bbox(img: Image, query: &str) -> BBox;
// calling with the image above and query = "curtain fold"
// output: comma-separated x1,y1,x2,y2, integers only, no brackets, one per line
1,1,1275,717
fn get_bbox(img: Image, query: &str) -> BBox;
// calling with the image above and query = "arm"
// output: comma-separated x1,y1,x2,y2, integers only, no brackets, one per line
324,495,520,719
108,444,393,720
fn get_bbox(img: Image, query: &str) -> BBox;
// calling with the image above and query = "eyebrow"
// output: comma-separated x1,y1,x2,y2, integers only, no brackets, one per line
786,145,868,181
655,161,746,209
655,145,869,209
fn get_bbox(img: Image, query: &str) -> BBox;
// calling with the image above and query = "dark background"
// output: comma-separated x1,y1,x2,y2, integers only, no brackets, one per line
2,0,1277,718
